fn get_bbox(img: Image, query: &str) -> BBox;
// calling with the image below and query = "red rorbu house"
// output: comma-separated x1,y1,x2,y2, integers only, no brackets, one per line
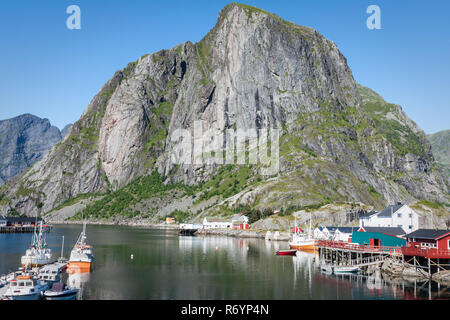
402,229,450,261
232,215,249,230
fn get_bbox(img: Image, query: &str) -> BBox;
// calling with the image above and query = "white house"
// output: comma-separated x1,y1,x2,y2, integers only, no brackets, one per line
334,227,359,242
0,215,7,227
359,203,419,232
313,226,339,240
202,217,233,229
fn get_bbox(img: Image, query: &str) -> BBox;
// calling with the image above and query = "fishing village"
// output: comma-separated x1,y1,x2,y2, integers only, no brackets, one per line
3,201,448,300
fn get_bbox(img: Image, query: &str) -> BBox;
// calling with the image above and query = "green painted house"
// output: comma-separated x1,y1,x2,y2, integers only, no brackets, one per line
352,227,406,247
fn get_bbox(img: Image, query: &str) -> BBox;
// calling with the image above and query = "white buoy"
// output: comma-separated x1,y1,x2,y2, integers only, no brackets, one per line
131,254,134,260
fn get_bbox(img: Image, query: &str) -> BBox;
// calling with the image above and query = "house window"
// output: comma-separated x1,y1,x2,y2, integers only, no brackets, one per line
409,213,412,218
397,213,402,218
409,225,412,229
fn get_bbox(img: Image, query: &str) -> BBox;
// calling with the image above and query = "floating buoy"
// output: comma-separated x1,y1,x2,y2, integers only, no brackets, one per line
130,254,134,259
215,246,219,251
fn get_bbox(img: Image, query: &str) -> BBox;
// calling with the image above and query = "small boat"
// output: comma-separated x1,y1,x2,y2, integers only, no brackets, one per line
276,249,297,256
21,221,54,267
321,264,359,274
68,222,94,273
3,275,48,300
43,282,78,300
333,266,359,274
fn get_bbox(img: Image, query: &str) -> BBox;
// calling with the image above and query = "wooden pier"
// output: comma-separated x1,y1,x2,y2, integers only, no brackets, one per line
0,226,51,233
316,240,402,272
316,240,450,277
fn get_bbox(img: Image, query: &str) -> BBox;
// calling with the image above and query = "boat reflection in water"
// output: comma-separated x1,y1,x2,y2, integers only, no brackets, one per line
67,270,90,300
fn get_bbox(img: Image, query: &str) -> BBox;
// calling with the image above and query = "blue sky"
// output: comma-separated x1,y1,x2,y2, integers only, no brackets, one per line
0,0,449,134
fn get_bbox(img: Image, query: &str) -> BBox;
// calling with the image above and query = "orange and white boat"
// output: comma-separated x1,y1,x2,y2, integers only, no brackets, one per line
67,223,93,273
289,212,316,252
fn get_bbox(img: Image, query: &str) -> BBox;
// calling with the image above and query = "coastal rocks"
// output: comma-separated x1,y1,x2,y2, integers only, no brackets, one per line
431,270,450,286
381,257,429,280
195,228,268,240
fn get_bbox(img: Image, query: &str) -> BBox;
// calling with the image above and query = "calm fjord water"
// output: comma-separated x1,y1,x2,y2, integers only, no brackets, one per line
0,224,447,300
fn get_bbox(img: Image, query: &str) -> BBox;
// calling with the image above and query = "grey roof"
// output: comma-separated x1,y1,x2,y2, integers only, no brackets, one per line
377,204,404,217
405,229,450,240
325,226,339,233
337,227,359,234
359,226,406,236
359,211,377,218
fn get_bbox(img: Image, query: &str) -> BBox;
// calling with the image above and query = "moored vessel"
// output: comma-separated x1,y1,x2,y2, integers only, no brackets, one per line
21,221,54,268
3,275,48,300
43,282,78,300
288,212,315,252
67,223,93,273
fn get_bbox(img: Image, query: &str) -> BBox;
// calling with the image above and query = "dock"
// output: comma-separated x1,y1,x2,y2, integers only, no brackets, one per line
316,240,450,278
0,225,52,233
316,240,402,272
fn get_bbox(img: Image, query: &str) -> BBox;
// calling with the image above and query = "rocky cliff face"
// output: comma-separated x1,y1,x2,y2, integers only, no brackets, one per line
0,114,63,186
428,130,450,186
0,3,448,219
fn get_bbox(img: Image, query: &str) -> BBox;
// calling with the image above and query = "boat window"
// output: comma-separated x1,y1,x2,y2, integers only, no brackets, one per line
26,281,33,286
11,282,17,287
19,282,25,287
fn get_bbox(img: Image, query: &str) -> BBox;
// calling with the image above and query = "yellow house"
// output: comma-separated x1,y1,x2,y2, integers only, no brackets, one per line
166,217,176,224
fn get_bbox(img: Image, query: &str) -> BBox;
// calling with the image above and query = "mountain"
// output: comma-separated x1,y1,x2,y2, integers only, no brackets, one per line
0,3,448,223
61,124,73,139
0,114,64,186
428,130,450,185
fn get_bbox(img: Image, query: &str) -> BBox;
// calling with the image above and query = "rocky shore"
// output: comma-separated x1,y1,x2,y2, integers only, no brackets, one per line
195,228,290,241
381,257,450,286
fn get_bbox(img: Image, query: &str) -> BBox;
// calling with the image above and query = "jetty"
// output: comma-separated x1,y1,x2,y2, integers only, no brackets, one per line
316,240,400,272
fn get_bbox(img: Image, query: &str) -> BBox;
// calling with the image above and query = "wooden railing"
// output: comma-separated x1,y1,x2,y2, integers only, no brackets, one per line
401,247,450,259
315,240,401,255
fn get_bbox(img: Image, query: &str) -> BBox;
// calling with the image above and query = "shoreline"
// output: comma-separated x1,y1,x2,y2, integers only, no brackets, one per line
49,220,292,240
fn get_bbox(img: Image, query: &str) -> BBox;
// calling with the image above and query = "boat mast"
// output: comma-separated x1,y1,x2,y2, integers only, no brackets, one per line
61,236,65,259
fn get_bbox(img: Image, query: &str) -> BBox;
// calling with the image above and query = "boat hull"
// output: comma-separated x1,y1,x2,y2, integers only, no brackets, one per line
67,261,92,273
276,250,297,256
44,290,78,300
20,259,54,268
5,293,42,300
288,243,315,251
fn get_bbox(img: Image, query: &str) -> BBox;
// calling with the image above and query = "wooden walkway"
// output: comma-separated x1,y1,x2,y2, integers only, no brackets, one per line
0,226,51,233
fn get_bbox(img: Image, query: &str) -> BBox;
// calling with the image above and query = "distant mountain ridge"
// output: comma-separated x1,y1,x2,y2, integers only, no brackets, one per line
0,114,71,186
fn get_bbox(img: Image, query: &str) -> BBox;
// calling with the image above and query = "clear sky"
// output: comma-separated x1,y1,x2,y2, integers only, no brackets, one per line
0,0,449,134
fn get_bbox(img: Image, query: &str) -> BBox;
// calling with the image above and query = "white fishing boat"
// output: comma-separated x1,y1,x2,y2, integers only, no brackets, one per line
21,221,54,267
43,282,78,300
68,222,94,273
3,275,48,300
289,212,315,252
